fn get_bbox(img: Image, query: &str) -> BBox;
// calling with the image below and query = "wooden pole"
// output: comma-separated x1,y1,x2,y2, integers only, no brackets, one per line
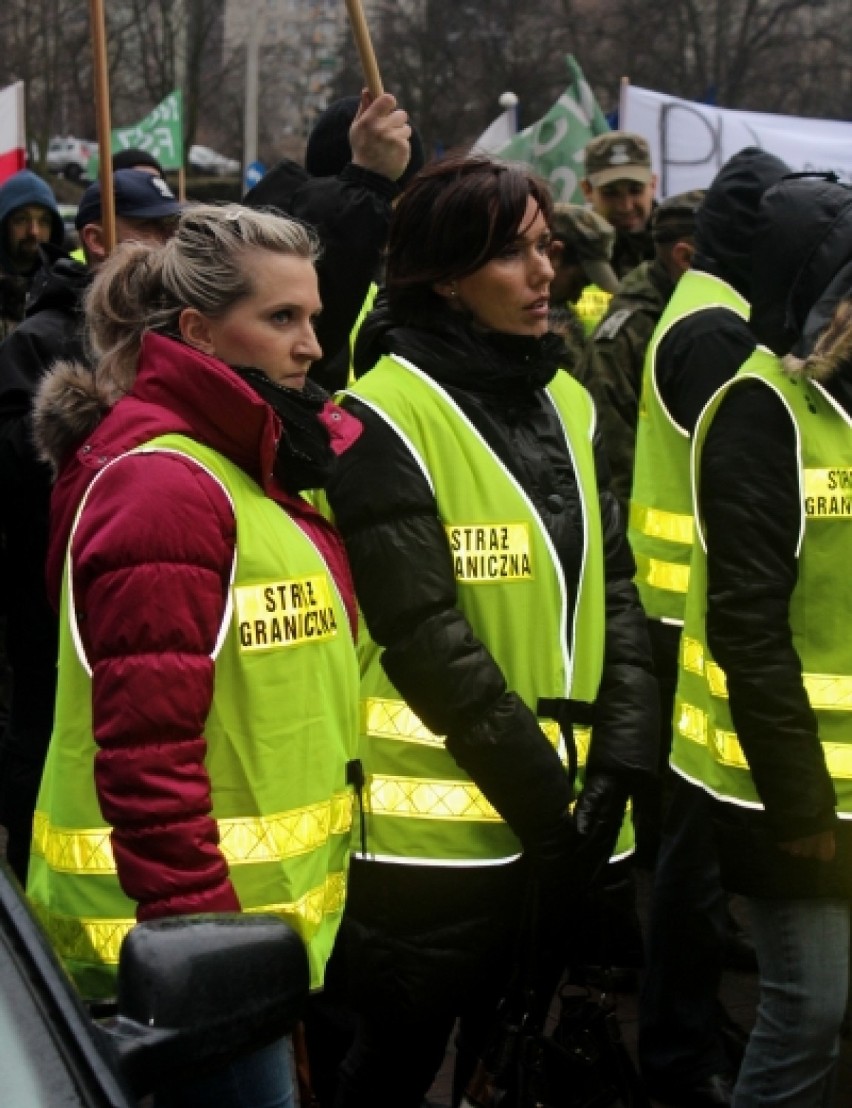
619,75,630,128
343,0,383,97
89,0,115,254
244,2,261,180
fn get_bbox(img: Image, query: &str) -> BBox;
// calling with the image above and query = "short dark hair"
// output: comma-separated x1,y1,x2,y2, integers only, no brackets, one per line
385,152,554,326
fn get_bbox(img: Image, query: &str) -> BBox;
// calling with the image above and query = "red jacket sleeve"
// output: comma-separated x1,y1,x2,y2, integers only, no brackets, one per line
70,452,242,920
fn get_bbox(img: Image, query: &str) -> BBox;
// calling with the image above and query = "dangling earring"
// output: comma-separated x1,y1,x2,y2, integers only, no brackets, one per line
450,283,458,298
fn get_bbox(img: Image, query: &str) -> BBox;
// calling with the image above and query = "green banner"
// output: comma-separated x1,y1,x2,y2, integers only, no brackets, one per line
88,90,183,175
494,56,610,203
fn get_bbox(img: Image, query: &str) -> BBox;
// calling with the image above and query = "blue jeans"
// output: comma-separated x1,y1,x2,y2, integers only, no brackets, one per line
154,1036,295,1108
734,897,849,1107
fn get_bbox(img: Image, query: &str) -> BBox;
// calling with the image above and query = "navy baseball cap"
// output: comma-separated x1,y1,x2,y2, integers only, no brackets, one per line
75,169,182,230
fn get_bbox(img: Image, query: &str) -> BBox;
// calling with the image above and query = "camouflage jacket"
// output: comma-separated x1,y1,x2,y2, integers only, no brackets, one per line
576,259,675,511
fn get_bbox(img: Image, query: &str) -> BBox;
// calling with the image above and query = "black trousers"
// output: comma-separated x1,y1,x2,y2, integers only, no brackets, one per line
325,857,530,1108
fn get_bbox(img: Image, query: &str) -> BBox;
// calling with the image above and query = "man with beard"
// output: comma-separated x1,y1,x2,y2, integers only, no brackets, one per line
0,170,65,341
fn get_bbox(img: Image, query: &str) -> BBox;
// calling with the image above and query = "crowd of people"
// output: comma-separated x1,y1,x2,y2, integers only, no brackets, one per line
1,84,851,1108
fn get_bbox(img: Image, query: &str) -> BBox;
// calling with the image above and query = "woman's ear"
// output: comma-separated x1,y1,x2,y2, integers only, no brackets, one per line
433,279,459,303
179,307,216,354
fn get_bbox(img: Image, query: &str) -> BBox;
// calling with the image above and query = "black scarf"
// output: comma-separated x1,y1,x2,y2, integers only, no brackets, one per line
355,298,566,402
233,367,335,494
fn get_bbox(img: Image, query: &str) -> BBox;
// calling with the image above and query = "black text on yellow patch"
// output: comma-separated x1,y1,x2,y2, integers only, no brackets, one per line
235,575,338,650
804,469,852,519
445,523,533,583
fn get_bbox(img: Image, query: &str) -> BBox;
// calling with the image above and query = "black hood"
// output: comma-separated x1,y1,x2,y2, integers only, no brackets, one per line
749,177,852,355
25,243,91,319
693,147,790,299
242,157,308,211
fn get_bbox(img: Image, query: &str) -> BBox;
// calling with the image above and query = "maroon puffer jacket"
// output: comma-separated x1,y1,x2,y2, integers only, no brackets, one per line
33,332,360,920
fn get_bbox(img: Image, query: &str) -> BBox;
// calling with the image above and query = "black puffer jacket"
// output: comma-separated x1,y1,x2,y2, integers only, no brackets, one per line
698,176,852,899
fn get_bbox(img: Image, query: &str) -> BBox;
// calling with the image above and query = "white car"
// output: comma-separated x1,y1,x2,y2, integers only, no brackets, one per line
46,136,98,180
188,144,240,177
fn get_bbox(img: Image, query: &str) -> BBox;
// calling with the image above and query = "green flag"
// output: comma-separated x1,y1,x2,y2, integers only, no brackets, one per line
494,56,609,203
88,90,184,175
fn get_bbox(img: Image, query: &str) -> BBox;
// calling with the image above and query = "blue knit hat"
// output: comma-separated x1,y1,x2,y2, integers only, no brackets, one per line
0,169,64,248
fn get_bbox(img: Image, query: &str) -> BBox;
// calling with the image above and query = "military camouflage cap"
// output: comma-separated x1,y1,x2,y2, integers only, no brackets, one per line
551,203,619,294
583,131,653,188
651,189,706,243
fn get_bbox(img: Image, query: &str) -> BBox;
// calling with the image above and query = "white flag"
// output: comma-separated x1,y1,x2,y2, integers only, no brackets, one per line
472,108,517,154
0,81,26,183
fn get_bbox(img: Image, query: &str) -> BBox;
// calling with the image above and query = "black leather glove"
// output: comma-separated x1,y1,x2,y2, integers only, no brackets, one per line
523,808,578,899
570,772,629,890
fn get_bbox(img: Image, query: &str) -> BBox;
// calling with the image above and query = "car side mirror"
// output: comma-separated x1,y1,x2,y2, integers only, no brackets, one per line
100,914,309,1097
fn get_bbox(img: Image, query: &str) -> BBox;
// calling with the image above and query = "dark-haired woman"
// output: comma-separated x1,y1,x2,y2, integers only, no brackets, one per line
324,154,658,1107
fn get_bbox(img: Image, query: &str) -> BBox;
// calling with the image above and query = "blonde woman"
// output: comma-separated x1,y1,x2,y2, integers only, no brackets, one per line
29,205,362,1108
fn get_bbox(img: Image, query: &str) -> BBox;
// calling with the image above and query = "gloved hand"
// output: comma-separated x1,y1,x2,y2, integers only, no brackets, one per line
570,772,629,890
524,807,578,901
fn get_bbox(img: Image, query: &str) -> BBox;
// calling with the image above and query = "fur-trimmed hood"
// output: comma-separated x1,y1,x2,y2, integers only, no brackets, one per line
33,356,127,476
782,297,852,390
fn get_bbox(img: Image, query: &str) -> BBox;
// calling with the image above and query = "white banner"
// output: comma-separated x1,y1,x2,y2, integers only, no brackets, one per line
621,85,852,197
0,81,26,183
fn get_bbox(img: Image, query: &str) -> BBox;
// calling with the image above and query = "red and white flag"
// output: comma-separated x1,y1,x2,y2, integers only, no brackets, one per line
0,81,27,183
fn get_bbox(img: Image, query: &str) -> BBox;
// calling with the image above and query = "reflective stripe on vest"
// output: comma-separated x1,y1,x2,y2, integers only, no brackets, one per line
629,271,749,622
362,697,584,818
342,356,619,865
27,435,359,998
671,352,852,813
31,792,355,874
348,282,378,386
30,869,348,976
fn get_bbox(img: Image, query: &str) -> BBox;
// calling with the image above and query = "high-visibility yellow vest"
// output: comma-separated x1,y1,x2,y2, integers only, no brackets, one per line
672,351,852,813
27,433,360,999
348,281,379,386
575,285,613,336
341,356,635,865
628,270,749,623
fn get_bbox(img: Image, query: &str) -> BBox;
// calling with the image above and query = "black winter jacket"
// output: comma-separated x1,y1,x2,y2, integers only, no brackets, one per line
646,150,791,699
332,304,658,856
0,246,89,879
698,175,852,899
655,148,790,436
